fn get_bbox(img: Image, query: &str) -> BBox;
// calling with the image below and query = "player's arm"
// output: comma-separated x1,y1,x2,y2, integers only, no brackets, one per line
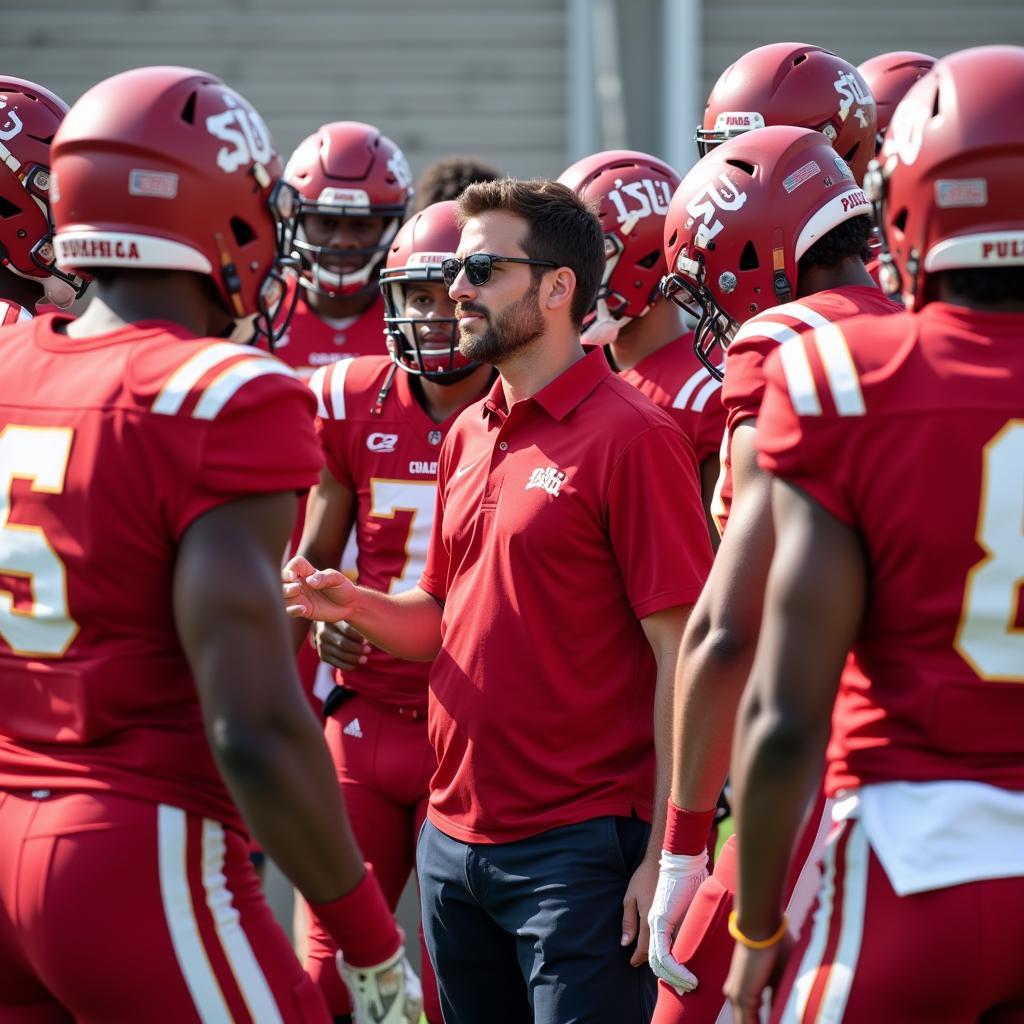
175,491,405,969
621,603,693,967
724,479,865,1022
284,555,443,662
698,455,722,553
289,464,356,654
648,420,773,992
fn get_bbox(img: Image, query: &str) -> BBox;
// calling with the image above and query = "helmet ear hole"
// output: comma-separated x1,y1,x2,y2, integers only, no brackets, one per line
739,240,759,270
637,249,660,269
892,208,908,233
230,216,255,247
180,92,197,125
726,158,756,175
0,196,21,218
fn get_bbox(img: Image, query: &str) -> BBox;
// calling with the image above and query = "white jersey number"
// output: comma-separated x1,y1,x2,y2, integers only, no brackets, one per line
955,421,1024,681
0,426,78,656
368,479,436,594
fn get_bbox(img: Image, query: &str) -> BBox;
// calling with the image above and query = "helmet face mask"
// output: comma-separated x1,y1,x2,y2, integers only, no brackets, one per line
557,149,682,341
661,252,735,378
381,199,479,385
285,122,413,299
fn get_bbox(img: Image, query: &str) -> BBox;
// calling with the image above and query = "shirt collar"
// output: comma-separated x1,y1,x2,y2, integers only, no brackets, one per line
481,347,612,423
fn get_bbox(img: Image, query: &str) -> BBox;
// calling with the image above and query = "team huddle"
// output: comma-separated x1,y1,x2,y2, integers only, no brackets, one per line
0,34,1021,1024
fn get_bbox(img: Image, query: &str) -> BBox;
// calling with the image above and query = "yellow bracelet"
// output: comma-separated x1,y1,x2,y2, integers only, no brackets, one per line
728,911,788,950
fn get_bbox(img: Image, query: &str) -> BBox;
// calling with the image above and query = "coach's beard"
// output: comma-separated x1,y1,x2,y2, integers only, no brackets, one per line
457,283,544,365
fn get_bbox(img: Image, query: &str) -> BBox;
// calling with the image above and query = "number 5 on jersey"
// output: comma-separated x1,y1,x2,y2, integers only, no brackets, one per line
0,425,78,656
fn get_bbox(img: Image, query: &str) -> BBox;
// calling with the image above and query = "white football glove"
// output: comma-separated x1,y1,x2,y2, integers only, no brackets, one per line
647,848,709,994
337,944,423,1024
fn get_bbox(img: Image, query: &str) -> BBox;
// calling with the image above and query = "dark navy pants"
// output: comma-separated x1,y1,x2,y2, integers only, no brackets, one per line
417,816,657,1024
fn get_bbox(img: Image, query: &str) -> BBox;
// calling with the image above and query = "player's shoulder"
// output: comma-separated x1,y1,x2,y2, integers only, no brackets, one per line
131,330,309,424
732,287,900,354
769,308,921,421
308,355,393,423
0,299,34,328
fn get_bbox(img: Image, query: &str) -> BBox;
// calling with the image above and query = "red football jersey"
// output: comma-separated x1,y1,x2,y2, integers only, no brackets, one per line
758,301,1024,794
0,313,322,829
618,333,726,465
267,278,388,379
311,357,466,714
716,286,901,532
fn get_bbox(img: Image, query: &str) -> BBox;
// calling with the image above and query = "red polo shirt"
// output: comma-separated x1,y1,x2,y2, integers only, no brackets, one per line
420,347,713,843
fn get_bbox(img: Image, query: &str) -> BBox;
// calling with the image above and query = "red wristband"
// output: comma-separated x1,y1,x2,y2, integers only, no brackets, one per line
664,799,716,855
309,864,401,967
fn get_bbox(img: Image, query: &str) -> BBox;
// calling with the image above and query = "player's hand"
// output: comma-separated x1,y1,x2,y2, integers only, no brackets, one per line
313,619,372,671
621,854,659,967
283,555,356,623
337,945,423,1024
723,931,793,1024
647,848,708,993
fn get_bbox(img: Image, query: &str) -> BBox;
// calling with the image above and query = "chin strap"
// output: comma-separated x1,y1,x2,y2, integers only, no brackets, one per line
371,362,398,416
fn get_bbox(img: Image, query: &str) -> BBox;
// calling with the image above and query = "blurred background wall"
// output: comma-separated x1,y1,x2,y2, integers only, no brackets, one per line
6,0,1023,183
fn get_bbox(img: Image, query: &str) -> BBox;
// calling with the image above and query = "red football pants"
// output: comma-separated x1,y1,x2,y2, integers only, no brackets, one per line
306,694,442,1023
771,816,1024,1022
652,793,831,1024
0,789,327,1023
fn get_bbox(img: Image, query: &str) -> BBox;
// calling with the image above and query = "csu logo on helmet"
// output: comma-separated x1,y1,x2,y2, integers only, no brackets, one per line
206,91,273,174
0,98,23,142
684,173,748,248
387,150,413,191
607,177,673,231
833,70,874,126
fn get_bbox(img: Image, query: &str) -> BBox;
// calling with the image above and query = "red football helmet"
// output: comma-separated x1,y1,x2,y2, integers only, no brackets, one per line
857,51,936,152
381,199,478,383
52,66,298,339
663,125,872,376
558,150,681,337
0,76,84,307
865,46,1024,311
697,42,877,186
285,121,413,298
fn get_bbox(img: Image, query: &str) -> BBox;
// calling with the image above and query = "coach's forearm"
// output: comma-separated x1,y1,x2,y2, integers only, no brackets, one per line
347,583,444,661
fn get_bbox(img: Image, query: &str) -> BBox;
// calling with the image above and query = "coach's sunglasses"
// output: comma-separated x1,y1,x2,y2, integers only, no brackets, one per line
441,252,558,288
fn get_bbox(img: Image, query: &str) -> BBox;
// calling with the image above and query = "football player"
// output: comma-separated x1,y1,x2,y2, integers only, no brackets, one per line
0,66,419,1024
271,121,413,378
648,126,901,1024
558,149,726,547
0,76,84,319
857,50,936,154
294,200,496,1024
413,154,502,211
697,42,877,188
726,46,1024,1022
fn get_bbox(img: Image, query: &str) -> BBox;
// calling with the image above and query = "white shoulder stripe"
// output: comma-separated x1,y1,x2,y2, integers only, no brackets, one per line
153,342,269,416
673,364,712,410
732,301,832,347
328,356,354,420
193,358,297,421
779,338,822,416
691,375,723,413
308,365,330,418
201,820,285,1024
813,323,865,416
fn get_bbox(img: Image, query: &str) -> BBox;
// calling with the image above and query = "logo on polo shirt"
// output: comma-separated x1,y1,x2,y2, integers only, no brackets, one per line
525,465,566,497
343,718,363,739
367,432,398,453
